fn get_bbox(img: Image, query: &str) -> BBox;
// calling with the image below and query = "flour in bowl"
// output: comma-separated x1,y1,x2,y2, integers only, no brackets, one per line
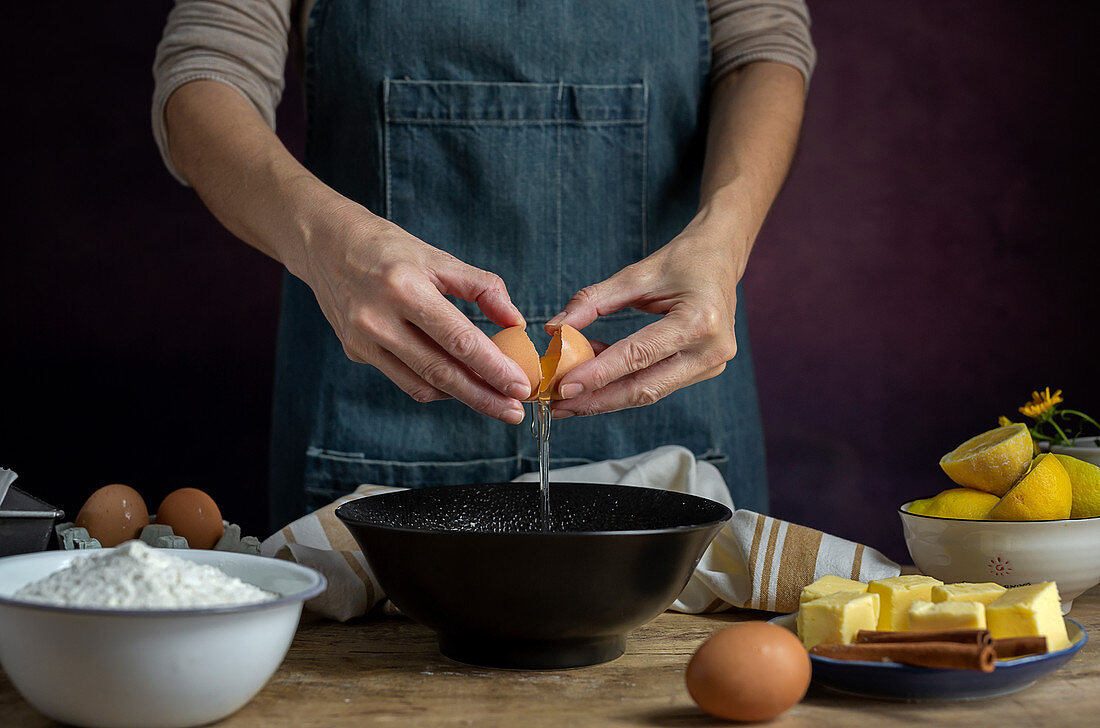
14,540,276,609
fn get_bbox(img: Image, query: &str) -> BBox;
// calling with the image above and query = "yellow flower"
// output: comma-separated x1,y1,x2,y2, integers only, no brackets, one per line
1018,387,1064,419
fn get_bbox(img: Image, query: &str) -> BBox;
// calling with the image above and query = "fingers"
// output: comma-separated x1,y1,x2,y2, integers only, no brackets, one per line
390,279,531,401
431,257,526,329
545,266,651,333
344,310,526,423
588,339,610,355
379,323,526,424
556,308,729,400
551,357,727,418
362,345,450,404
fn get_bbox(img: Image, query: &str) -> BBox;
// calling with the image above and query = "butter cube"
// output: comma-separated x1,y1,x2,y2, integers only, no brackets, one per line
908,600,986,631
797,591,880,650
867,575,944,631
932,582,1006,606
800,575,868,604
986,582,1069,652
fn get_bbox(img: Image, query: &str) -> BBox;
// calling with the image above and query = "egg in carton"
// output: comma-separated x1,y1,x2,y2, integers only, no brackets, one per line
58,483,261,554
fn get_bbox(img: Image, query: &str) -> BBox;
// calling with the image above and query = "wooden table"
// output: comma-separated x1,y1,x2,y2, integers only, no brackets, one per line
3,587,1097,727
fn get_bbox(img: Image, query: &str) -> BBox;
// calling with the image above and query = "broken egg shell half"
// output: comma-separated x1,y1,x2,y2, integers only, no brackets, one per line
489,325,541,400
491,323,594,401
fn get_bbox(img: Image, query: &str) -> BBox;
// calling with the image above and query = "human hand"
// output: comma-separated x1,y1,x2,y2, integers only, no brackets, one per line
544,214,743,418
295,200,532,423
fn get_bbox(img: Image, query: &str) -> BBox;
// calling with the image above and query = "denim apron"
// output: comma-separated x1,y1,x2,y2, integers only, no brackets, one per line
268,0,768,527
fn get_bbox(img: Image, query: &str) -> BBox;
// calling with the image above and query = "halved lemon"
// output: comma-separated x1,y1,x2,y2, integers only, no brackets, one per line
907,488,1000,519
939,424,1033,496
986,453,1072,521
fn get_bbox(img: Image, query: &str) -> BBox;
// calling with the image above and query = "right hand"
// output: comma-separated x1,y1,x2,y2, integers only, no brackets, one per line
293,199,531,423
162,82,529,423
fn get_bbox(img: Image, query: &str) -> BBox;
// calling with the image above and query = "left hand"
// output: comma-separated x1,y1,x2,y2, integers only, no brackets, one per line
545,213,744,417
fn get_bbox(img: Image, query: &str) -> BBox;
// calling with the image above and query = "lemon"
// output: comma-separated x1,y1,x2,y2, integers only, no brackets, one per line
1052,454,1100,518
939,424,1033,496
986,453,1072,521
907,488,1000,519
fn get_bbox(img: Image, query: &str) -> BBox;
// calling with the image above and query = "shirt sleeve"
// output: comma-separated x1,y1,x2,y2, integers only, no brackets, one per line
707,0,816,88
151,0,293,185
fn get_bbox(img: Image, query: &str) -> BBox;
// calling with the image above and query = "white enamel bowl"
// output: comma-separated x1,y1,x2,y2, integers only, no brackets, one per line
0,548,325,728
899,502,1100,614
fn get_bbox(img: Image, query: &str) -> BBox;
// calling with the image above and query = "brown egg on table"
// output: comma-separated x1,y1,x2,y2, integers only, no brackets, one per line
74,484,150,548
156,487,224,549
491,323,594,401
685,621,811,722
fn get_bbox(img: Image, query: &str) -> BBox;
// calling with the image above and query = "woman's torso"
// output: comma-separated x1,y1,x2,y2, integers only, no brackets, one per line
268,0,767,526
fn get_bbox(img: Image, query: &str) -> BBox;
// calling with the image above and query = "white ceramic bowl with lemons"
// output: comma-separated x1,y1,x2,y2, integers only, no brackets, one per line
898,504,1100,614
905,424,1100,612
0,548,325,728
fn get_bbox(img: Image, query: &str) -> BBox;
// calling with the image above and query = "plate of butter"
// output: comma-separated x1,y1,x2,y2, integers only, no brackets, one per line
770,575,1089,701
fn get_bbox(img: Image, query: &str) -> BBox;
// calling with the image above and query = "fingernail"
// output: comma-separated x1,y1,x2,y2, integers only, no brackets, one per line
559,383,582,399
504,405,525,424
510,303,525,322
547,313,565,327
506,382,530,400
551,409,574,419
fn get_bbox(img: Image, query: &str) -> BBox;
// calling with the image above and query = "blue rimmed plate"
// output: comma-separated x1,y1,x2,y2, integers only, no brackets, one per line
769,614,1087,701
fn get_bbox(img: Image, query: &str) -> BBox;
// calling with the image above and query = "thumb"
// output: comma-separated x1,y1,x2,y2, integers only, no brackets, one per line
432,259,525,329
546,269,643,333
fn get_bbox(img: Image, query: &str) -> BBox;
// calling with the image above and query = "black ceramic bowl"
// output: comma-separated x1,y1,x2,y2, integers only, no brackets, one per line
335,482,731,669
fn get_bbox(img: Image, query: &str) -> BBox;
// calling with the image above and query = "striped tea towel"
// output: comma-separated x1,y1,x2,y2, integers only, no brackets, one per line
261,445,899,620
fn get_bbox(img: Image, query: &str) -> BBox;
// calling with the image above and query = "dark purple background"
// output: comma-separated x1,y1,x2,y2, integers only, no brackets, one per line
1,2,1096,561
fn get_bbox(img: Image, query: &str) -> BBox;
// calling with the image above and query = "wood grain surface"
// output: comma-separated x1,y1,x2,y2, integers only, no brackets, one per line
3,587,1096,727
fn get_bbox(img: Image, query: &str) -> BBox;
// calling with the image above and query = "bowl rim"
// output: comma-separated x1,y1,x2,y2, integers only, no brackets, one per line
334,481,734,537
0,548,327,618
898,500,1100,524
1047,437,1100,452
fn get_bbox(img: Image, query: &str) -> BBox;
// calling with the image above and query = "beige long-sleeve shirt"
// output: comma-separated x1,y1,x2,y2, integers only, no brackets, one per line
152,0,816,184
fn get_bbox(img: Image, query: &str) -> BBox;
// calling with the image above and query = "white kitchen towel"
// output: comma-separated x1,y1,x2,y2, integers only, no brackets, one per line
261,445,899,621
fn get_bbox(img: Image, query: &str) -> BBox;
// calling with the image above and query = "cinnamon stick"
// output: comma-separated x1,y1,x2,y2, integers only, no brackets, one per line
992,636,1047,659
855,629,993,648
810,642,996,672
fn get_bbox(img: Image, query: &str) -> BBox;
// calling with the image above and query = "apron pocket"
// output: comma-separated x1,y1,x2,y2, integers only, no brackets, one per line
302,447,592,509
383,79,648,322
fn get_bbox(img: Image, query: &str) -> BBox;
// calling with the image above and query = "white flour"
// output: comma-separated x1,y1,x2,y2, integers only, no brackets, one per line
14,541,276,609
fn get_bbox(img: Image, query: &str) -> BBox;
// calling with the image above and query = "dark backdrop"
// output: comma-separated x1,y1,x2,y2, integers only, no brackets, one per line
2,2,1096,562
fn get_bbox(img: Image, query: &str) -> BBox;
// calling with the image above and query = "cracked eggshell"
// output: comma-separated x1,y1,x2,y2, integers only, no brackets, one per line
490,326,541,401
491,323,594,401
540,324,595,400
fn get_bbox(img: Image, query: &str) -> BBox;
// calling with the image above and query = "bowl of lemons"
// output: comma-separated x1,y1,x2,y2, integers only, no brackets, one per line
900,423,1100,613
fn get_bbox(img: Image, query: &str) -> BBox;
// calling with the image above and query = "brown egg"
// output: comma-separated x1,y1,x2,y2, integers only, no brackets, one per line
685,622,811,722
75,484,150,547
156,488,224,549
491,323,594,401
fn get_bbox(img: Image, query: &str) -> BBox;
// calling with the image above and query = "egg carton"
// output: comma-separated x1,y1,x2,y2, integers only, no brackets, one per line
54,520,261,555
